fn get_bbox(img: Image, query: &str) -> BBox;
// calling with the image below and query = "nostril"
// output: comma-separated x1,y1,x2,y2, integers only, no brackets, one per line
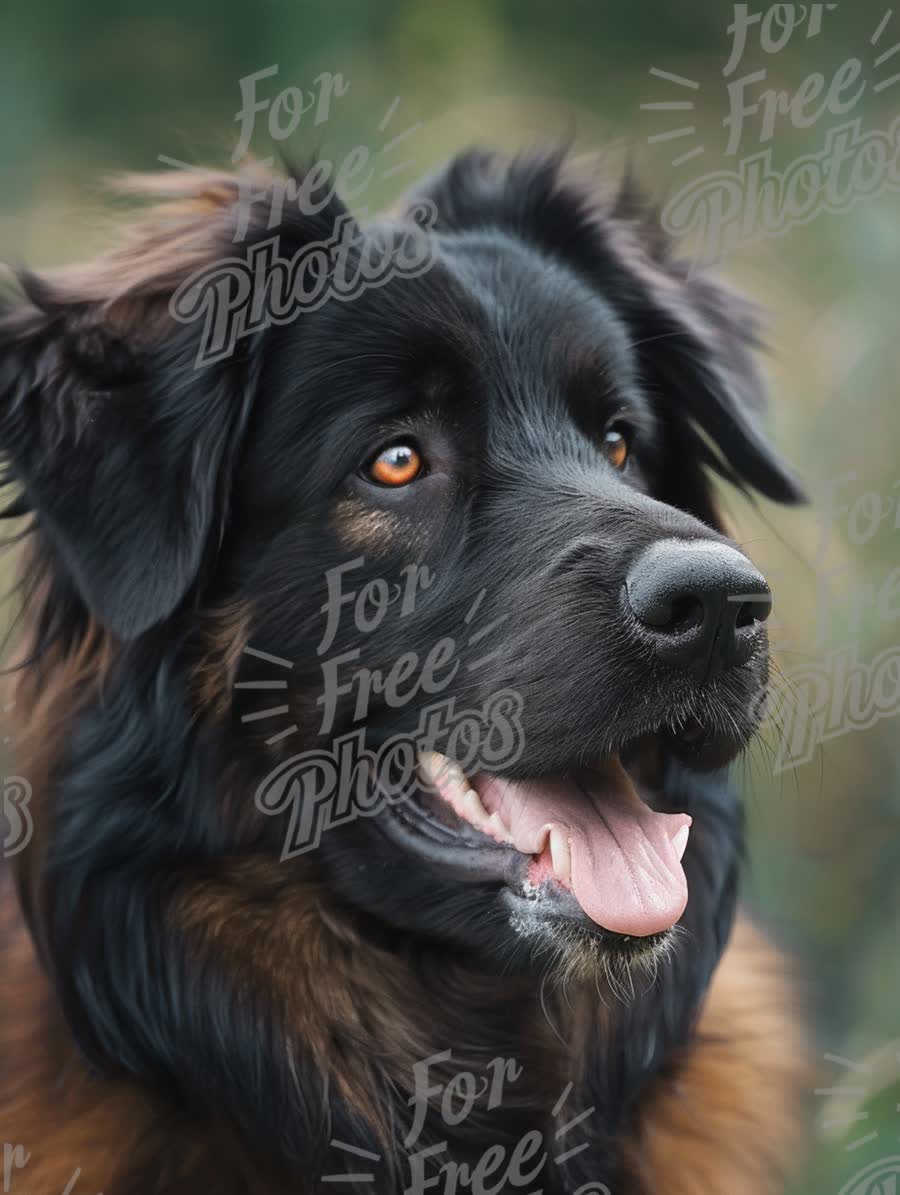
669,595,705,634
734,602,754,629
732,593,771,628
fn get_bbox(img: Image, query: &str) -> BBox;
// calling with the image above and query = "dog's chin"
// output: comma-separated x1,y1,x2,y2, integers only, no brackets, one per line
371,722,747,978
502,885,680,985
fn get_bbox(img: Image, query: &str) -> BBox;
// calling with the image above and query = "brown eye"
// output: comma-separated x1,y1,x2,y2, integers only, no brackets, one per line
603,425,630,470
368,443,423,487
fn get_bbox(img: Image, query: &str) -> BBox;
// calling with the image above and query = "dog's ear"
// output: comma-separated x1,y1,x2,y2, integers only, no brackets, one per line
409,148,805,508
0,167,350,640
592,175,806,508
0,293,257,642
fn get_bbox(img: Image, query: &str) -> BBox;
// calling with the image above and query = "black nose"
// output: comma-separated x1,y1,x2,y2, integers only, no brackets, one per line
625,539,771,677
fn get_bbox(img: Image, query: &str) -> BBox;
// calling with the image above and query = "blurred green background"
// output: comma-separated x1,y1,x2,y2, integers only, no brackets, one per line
1,2,898,1191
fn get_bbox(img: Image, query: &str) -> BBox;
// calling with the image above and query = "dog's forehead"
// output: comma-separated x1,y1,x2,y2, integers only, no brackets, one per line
318,226,643,433
436,230,636,371
261,225,646,459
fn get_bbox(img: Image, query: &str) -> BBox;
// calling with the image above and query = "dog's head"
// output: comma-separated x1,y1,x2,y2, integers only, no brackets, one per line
2,151,802,988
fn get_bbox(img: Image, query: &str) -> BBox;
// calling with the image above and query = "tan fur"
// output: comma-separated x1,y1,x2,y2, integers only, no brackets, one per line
332,495,414,554
620,917,810,1194
35,164,273,340
171,858,548,1146
0,876,149,1195
189,600,253,718
0,871,317,1194
6,578,117,936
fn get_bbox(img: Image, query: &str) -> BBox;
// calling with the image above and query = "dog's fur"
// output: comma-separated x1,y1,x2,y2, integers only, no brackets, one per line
0,150,808,1193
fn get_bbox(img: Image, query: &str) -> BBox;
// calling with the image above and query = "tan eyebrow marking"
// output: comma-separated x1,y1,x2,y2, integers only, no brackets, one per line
332,498,407,553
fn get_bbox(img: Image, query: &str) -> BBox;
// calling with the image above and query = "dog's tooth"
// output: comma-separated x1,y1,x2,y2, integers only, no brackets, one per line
418,751,468,807
447,764,466,788
549,827,572,882
462,788,489,827
485,812,512,844
420,752,505,839
417,750,451,788
450,770,472,807
671,824,690,861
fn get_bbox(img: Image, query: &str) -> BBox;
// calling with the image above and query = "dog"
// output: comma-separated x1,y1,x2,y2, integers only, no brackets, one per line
0,149,808,1193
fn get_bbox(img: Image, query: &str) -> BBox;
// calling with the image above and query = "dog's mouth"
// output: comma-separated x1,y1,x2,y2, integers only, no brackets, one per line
376,739,696,940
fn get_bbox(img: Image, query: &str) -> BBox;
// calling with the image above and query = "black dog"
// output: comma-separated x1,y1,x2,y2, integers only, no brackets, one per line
0,149,807,1194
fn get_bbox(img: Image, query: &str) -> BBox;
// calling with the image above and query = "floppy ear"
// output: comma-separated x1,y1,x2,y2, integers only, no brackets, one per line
408,149,805,508
0,167,351,639
0,297,259,641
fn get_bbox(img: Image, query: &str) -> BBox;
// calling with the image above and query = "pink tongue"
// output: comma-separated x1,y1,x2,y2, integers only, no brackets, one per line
475,758,690,937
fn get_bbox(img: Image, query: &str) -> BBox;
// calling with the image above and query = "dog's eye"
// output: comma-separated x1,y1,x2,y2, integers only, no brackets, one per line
602,423,631,470
366,443,423,487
